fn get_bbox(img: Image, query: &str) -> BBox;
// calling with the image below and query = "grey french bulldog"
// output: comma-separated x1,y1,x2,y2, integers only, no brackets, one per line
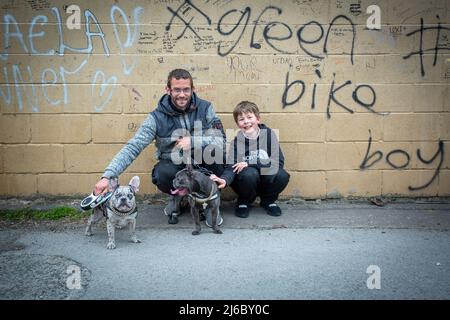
85,176,141,249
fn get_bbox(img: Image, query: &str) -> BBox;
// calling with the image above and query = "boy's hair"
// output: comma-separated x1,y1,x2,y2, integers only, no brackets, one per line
167,69,193,88
233,101,260,123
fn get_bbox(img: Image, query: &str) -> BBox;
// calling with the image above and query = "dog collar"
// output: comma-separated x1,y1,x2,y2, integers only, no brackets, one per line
106,202,138,217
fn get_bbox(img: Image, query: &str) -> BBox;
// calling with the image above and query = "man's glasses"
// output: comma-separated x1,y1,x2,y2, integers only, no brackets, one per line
171,88,192,94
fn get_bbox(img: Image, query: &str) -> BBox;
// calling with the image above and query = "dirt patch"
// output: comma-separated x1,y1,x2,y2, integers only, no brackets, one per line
0,253,91,300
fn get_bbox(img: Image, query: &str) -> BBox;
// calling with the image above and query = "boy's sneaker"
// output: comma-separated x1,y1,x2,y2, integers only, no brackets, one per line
235,204,250,218
262,203,282,216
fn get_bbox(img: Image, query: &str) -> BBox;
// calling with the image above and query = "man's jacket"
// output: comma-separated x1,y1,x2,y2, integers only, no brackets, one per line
103,92,225,178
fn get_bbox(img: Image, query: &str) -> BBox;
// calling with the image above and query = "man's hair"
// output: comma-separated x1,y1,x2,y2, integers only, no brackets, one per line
233,101,260,123
167,69,193,88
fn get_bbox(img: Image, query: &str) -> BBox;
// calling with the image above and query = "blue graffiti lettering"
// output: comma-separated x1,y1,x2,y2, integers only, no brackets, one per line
1,14,29,61
29,15,55,55
111,5,143,75
92,70,117,112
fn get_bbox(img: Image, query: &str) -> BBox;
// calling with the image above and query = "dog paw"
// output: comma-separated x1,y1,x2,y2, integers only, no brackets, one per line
131,238,142,243
84,231,93,236
192,230,200,236
214,229,223,234
106,242,116,249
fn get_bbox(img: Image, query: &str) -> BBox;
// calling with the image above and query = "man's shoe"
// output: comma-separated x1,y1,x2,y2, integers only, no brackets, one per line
204,208,224,228
165,195,182,224
262,203,282,216
235,204,249,218
164,207,179,224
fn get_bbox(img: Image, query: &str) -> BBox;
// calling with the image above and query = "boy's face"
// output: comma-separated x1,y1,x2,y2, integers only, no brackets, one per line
166,78,193,111
236,112,261,137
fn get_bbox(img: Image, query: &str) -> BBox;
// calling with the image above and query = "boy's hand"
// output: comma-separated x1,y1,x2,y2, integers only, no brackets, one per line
210,174,227,189
232,162,248,174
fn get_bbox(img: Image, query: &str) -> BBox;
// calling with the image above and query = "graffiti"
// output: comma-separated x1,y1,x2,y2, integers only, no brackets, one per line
360,130,444,191
226,56,262,82
216,5,356,64
166,0,211,40
282,68,385,119
0,4,142,112
403,17,450,77
0,2,448,194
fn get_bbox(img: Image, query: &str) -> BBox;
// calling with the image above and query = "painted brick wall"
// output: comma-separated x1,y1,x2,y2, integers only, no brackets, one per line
0,0,449,198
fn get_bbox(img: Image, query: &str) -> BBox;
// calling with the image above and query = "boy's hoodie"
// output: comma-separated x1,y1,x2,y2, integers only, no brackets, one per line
221,123,285,186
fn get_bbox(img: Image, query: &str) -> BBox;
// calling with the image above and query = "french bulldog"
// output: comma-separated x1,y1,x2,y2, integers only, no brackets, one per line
85,176,141,249
171,165,222,235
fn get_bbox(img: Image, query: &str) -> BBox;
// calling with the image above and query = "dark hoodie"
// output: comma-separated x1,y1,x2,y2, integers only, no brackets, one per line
221,124,285,186
103,92,226,179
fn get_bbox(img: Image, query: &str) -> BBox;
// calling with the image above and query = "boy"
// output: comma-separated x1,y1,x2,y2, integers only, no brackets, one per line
210,101,290,217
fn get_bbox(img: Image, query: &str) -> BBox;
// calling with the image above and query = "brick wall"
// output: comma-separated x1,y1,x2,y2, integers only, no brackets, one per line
0,0,449,198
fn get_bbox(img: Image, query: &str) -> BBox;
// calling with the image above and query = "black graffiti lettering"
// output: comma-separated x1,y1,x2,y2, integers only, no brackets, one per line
361,131,444,190
327,73,353,119
352,84,384,116
250,6,281,49
263,21,293,54
360,130,383,169
215,6,357,61
281,71,381,117
408,140,444,191
324,15,356,65
403,17,450,76
297,21,324,60
311,69,321,109
217,7,251,57
386,149,410,169
282,66,305,109
166,0,211,40
404,18,425,76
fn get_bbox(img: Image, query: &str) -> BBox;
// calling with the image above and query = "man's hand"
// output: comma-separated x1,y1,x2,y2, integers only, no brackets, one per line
232,162,248,174
94,177,109,195
210,174,227,189
175,136,191,151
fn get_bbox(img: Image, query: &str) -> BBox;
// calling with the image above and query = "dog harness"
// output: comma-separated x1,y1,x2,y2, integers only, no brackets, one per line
188,184,219,210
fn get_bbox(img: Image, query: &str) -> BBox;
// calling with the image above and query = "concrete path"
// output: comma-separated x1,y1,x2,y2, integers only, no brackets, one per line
1,199,449,300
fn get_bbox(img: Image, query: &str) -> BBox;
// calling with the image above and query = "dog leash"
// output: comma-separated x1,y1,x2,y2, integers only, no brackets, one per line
192,164,214,176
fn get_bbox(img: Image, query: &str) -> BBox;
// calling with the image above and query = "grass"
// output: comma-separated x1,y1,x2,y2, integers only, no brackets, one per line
0,206,88,221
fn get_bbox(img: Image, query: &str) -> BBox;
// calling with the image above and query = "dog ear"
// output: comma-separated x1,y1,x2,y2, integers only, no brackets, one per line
129,176,140,193
108,176,119,192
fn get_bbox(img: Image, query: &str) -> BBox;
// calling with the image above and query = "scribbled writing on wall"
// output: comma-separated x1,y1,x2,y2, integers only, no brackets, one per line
0,4,143,112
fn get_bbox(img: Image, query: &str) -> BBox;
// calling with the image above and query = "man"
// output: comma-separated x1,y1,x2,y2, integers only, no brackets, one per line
94,69,226,225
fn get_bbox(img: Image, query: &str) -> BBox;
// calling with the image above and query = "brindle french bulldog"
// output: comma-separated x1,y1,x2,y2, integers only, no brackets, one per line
171,165,222,235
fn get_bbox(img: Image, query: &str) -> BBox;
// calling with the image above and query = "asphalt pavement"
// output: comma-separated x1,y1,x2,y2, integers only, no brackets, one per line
1,198,449,300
